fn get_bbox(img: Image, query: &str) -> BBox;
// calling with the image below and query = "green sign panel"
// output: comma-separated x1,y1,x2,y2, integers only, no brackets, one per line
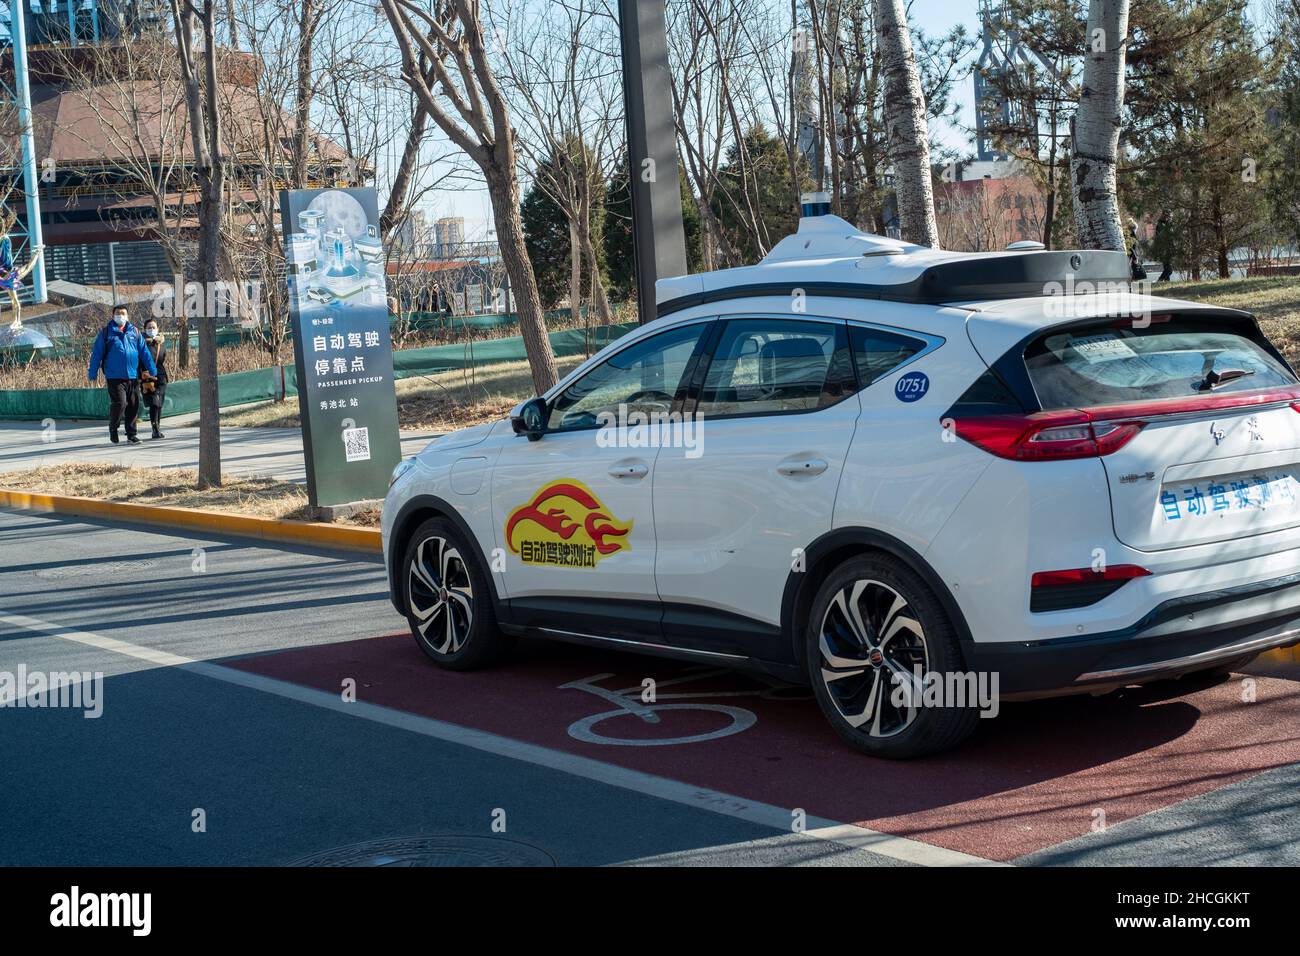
280,187,401,508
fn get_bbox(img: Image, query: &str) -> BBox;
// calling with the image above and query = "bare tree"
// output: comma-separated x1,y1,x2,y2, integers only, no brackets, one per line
876,0,939,247
44,31,200,367
500,0,617,331
381,0,558,394
169,0,228,488
1071,0,1128,251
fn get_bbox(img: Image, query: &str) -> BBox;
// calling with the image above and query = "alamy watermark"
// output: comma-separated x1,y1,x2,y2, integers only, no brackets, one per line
890,667,1001,719
0,666,103,718
595,405,705,459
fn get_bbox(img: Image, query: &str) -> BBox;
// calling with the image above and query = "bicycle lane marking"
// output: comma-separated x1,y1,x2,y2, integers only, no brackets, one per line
0,611,998,868
212,632,1300,862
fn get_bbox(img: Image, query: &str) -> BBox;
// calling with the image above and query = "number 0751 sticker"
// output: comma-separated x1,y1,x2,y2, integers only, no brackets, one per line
894,371,930,403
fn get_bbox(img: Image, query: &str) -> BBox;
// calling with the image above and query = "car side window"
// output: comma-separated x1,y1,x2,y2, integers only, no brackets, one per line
850,325,928,386
694,318,852,418
547,323,707,431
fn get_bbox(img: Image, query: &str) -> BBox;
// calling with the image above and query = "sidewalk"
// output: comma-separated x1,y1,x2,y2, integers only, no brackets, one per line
0,419,443,485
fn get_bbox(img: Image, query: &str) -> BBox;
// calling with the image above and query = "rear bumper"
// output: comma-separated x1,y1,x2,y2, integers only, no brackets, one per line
968,571,1300,698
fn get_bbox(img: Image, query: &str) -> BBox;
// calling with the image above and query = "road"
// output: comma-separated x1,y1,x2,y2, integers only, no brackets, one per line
0,421,441,485
2,508,1299,867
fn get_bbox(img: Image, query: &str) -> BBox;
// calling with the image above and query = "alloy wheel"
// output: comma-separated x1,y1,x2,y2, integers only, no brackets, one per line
407,535,475,654
817,578,929,738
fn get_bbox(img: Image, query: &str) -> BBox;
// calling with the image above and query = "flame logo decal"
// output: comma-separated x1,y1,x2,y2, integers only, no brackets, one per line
505,480,632,568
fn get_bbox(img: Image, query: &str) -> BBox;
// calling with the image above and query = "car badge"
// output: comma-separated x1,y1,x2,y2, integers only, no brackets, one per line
1246,416,1264,441
1210,423,1226,446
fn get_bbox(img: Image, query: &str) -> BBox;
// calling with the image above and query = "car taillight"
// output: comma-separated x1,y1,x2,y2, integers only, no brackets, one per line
1030,564,1151,612
1030,565,1152,588
950,411,1147,461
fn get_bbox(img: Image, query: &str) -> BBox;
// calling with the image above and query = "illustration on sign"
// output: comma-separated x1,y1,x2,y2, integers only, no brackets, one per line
281,187,401,507
505,480,633,568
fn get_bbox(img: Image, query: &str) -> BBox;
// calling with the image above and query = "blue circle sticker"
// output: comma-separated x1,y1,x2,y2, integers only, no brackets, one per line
894,371,930,403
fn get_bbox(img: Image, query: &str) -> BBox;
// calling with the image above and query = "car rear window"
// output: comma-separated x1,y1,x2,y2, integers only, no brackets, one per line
1024,316,1296,410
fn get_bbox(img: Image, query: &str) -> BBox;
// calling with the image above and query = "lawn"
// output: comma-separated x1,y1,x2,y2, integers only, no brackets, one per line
1160,276,1300,366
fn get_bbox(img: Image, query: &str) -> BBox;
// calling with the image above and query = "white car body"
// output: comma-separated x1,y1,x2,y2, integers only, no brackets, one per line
384,213,1300,714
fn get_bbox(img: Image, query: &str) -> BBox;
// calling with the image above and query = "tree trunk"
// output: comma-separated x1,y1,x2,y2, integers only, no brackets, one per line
568,217,582,329
292,0,318,187
876,0,940,248
1070,0,1129,252
488,169,558,395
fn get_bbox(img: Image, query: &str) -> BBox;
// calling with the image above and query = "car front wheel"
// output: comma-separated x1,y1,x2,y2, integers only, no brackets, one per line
403,517,514,670
806,554,981,758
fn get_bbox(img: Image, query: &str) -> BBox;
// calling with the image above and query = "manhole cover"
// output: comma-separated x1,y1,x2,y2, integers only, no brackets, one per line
34,559,156,580
289,836,556,867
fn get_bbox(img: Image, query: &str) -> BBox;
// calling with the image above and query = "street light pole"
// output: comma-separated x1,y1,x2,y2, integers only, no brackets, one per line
617,0,687,325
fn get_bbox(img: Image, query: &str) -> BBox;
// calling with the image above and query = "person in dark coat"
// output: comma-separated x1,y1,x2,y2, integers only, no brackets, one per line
87,303,157,444
139,318,169,439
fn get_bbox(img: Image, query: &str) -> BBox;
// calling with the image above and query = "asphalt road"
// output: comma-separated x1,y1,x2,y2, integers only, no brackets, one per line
2,508,1298,867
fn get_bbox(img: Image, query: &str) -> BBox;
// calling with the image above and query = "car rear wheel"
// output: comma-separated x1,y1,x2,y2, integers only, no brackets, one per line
403,517,514,670
806,554,981,758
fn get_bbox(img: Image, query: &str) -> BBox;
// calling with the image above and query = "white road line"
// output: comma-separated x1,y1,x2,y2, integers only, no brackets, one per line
1,610,1003,868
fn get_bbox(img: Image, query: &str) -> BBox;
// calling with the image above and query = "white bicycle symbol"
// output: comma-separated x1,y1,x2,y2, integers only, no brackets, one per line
560,668,810,747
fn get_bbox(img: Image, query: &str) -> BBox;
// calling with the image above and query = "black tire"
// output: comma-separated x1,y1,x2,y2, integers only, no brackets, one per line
401,517,514,671
806,553,981,759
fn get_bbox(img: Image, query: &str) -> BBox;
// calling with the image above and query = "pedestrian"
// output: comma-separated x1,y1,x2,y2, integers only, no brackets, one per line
139,319,169,440
1152,210,1175,282
86,303,157,445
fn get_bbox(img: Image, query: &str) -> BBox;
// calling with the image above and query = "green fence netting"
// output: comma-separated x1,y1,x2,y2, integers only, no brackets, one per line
0,321,636,421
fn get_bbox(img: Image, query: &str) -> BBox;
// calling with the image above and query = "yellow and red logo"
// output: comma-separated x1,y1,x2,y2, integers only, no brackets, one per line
505,480,632,568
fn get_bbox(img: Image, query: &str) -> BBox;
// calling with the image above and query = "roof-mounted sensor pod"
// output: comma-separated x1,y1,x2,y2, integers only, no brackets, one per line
800,191,832,218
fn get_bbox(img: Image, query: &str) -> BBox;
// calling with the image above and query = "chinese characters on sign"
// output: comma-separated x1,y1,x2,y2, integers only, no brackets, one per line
1160,473,1297,521
281,187,401,508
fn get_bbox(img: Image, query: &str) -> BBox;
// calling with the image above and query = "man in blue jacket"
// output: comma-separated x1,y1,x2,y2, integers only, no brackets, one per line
87,304,158,444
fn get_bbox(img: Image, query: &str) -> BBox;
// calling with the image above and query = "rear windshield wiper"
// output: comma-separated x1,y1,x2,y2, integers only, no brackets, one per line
1194,368,1255,391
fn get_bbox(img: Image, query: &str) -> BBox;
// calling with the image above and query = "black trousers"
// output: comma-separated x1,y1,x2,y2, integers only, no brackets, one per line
106,378,140,438
146,383,166,432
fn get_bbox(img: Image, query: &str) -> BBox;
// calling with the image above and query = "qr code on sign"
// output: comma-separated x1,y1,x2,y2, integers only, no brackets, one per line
342,426,370,463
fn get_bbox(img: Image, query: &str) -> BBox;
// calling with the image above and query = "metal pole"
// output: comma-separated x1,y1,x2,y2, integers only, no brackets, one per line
12,0,47,303
109,241,119,302
617,0,687,325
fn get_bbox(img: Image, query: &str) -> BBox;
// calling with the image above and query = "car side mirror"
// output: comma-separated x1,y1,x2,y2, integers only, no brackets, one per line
510,397,548,442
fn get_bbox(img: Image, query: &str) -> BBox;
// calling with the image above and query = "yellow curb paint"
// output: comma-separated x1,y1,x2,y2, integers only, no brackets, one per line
0,488,380,554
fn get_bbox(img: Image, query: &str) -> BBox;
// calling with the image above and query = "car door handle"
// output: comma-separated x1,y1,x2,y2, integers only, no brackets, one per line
777,456,828,477
608,461,649,479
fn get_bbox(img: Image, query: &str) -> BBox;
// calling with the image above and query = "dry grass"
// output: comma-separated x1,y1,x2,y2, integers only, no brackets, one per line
222,354,588,431
0,462,379,527
1161,276,1300,366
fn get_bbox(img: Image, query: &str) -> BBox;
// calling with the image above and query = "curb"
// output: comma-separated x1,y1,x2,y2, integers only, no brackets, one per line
0,488,381,554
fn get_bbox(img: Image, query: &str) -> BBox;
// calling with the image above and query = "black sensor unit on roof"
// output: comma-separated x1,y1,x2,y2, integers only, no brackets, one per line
656,249,1132,318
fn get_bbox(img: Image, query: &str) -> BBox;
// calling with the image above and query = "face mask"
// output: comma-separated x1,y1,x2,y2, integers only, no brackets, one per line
146,328,159,339
114,314,127,327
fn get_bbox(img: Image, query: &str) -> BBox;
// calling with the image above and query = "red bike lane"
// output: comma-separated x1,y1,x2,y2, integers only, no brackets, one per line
225,633,1300,862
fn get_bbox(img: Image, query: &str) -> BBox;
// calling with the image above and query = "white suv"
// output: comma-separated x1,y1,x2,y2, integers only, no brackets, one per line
383,212,1300,758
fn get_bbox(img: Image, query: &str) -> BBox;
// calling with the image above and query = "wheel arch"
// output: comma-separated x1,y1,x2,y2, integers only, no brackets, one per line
781,527,975,673
387,494,504,617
